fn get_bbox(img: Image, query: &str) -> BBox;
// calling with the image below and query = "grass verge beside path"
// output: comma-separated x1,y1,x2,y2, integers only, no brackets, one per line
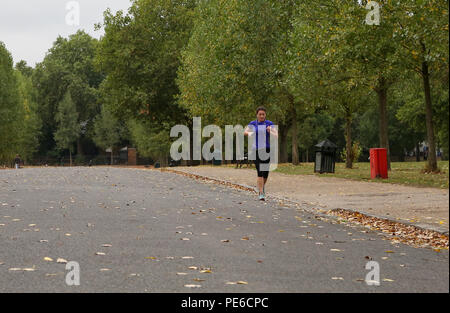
273,161,449,189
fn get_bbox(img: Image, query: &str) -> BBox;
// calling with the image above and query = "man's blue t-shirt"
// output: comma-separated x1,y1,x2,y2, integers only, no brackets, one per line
248,120,274,150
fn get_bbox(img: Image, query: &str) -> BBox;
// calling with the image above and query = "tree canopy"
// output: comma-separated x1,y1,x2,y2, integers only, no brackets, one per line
0,0,448,170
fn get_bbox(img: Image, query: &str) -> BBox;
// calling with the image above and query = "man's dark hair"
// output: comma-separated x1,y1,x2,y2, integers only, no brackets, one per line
256,106,266,114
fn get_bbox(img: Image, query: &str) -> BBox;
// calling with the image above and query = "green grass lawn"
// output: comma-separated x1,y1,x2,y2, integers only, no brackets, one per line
273,161,449,189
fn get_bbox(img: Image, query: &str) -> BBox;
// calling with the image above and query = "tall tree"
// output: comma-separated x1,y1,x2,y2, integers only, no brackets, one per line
391,0,448,171
127,119,172,166
14,70,42,162
96,0,196,162
178,0,300,163
54,92,80,166
289,0,368,168
326,1,403,170
93,104,129,164
0,42,20,164
96,0,196,125
33,31,102,157
1,43,40,165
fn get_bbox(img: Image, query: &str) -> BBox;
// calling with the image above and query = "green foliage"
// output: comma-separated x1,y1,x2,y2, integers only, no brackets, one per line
288,0,372,167
2,1,448,168
33,30,103,155
92,104,128,151
15,60,33,77
432,70,449,160
14,70,42,161
298,111,335,154
340,141,363,164
54,92,80,153
127,119,171,164
177,0,297,127
95,0,197,161
0,43,41,164
96,0,196,125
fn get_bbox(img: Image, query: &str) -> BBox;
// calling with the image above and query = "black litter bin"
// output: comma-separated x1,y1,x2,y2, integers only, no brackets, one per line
314,139,337,174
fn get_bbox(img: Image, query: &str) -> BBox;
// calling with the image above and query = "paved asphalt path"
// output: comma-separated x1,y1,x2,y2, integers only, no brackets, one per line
0,167,448,292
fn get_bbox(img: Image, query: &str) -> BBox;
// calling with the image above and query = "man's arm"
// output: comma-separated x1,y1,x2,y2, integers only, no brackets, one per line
244,124,254,137
266,124,278,138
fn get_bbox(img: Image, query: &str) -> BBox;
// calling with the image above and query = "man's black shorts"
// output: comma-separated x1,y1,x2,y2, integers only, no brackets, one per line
254,147,270,178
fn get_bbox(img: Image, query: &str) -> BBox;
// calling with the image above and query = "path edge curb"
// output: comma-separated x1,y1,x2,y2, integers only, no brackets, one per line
158,167,449,237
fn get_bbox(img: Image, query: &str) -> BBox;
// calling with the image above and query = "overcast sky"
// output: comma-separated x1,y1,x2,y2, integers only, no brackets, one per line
0,0,132,67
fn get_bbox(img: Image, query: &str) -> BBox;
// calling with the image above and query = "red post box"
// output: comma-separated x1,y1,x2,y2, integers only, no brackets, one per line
370,148,388,179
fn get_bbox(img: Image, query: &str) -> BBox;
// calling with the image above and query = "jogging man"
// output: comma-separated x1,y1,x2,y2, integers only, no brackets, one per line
244,106,277,201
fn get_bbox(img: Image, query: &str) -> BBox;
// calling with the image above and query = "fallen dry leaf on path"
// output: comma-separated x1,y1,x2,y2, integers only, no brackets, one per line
200,269,212,274
328,209,449,249
184,284,201,288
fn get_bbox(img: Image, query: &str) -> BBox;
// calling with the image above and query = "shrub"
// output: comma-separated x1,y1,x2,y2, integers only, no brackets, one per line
340,142,362,164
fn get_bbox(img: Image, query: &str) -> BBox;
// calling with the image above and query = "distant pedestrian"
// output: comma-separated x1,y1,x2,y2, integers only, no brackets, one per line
14,154,21,169
244,106,278,201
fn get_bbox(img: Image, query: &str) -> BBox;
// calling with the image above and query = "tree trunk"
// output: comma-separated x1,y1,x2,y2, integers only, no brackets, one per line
291,120,299,165
416,142,420,162
289,95,299,165
306,147,309,163
279,122,289,163
189,123,194,166
111,149,113,165
77,137,83,156
376,77,391,170
422,59,438,172
345,111,353,169
70,150,72,167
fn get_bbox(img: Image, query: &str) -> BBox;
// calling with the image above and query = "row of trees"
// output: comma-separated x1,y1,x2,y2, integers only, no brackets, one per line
177,0,448,171
1,0,448,171
1,43,41,164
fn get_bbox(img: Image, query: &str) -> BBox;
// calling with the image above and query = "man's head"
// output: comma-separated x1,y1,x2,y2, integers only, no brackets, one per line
256,106,266,122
